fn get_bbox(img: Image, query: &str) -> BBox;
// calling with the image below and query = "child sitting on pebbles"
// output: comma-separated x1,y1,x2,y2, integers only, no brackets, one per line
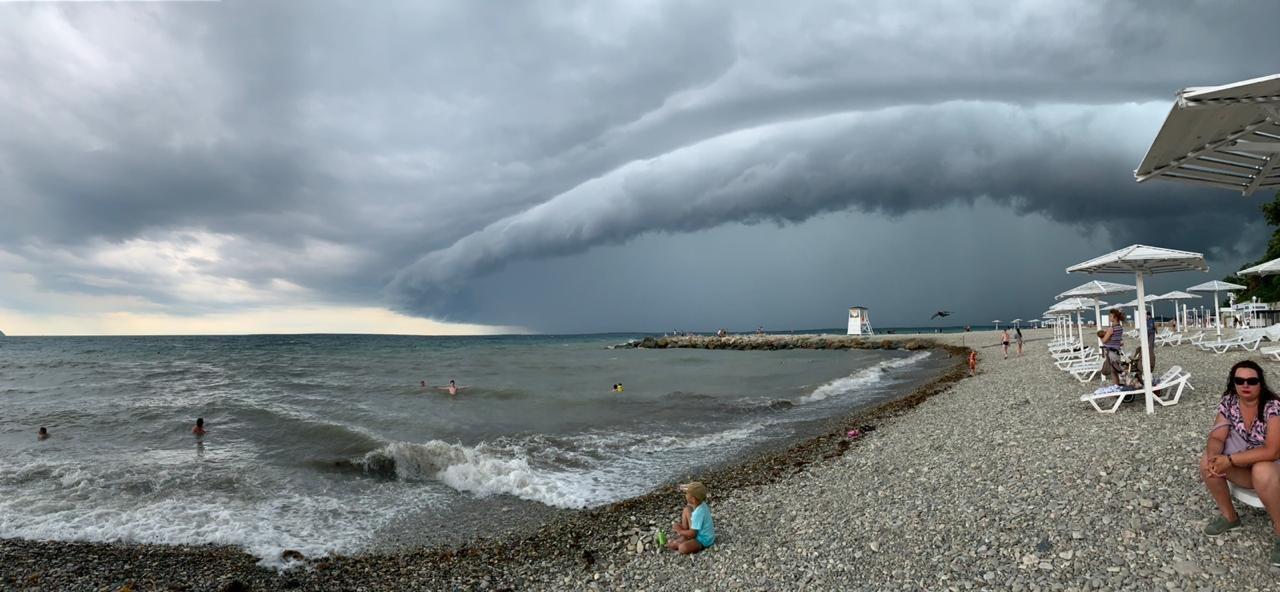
666,481,715,554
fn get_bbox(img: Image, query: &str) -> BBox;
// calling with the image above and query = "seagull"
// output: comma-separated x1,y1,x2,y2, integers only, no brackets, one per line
930,310,952,319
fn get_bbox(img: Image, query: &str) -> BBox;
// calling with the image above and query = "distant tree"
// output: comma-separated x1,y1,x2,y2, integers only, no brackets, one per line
1235,191,1280,304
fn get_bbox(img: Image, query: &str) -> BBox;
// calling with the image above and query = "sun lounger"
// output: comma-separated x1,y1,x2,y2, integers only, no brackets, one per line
1262,346,1280,362
1155,331,1184,346
1199,335,1264,354
1055,350,1097,370
1229,482,1266,509
1186,332,1207,346
1064,357,1103,382
1079,368,1192,413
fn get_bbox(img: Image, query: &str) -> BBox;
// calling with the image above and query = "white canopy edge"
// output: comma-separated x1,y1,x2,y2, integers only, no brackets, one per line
1134,74,1280,196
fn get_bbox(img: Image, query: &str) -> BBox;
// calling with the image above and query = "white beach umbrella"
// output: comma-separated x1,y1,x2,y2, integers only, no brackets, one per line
1187,280,1247,336
1068,245,1208,414
1159,290,1202,331
1240,256,1280,277
1135,74,1280,196
1057,280,1136,334
1051,298,1107,351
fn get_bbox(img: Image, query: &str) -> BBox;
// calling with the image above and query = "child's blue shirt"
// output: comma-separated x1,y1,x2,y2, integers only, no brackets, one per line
690,502,715,547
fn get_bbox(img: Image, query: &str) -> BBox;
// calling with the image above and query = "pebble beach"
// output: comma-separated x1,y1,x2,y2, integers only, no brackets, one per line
3,328,1276,591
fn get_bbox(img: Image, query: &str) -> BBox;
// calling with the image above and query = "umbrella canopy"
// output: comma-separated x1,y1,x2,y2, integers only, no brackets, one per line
1057,280,1135,332
1068,245,1209,275
1240,256,1280,277
1056,280,1136,300
1119,294,1162,308
1050,297,1107,312
1188,280,1247,336
1188,280,1248,292
1068,244,1209,414
1160,290,1202,330
1134,73,1280,196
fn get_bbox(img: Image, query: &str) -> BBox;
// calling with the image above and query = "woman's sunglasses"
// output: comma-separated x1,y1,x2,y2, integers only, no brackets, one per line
1234,376,1261,386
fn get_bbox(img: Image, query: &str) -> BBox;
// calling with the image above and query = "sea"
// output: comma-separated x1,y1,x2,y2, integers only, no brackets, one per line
0,332,951,564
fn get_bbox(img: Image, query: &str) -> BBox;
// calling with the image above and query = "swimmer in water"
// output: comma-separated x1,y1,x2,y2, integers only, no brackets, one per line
192,417,206,436
38,427,49,440
435,379,465,396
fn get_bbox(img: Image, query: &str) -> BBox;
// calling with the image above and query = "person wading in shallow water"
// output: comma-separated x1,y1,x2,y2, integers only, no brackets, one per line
192,417,206,436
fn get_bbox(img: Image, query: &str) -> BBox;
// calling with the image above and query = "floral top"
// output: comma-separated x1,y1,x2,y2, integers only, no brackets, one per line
1218,394,1280,448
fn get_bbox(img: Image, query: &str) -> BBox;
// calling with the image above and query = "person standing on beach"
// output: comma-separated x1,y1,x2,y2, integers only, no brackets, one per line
1099,309,1125,387
1000,329,1010,359
1199,361,1280,566
1014,327,1024,357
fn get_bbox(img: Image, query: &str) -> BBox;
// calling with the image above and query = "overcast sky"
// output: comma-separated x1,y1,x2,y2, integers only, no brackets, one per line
1,0,1277,335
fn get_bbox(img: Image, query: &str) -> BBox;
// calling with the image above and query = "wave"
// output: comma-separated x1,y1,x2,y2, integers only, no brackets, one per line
353,423,767,509
796,351,931,404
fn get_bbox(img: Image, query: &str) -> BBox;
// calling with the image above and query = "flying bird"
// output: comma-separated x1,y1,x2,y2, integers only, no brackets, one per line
930,310,952,319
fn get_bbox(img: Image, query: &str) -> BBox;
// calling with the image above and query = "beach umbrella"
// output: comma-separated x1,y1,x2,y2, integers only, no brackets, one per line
1187,280,1247,336
1057,280,1136,334
1135,74,1280,196
1159,290,1201,331
1012,318,1023,328
1240,256,1280,277
1068,245,1208,414
1051,298,1107,351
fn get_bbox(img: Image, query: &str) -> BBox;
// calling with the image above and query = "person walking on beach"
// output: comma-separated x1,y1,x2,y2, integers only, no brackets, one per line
666,481,714,554
1000,329,1010,359
967,350,978,376
1199,361,1280,566
1014,327,1024,357
192,417,206,437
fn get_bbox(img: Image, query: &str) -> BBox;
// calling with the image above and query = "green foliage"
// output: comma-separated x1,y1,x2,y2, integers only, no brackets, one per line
1237,191,1280,304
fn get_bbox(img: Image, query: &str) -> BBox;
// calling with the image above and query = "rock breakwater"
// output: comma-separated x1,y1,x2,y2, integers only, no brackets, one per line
625,334,934,351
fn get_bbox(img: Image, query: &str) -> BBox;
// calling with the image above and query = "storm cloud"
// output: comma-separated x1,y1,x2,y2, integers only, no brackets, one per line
1,0,1277,331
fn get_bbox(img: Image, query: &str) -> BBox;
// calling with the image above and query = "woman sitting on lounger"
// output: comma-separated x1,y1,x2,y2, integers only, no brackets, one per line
1200,360,1280,567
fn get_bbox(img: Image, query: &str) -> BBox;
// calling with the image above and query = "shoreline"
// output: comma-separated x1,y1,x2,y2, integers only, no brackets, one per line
1,336,971,591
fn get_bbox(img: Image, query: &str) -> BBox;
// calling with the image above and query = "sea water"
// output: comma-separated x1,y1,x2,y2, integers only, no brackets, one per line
0,334,946,563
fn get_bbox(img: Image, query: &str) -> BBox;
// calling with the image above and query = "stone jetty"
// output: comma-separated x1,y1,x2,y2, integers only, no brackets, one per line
623,333,935,351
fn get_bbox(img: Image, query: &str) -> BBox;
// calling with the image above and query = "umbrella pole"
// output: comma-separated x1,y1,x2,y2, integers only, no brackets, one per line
1215,290,1222,337
1077,311,1085,351
1094,304,1102,345
1135,273,1154,414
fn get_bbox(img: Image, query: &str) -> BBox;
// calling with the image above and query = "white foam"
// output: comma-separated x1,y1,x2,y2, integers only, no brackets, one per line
0,457,446,567
797,351,931,404
366,422,768,510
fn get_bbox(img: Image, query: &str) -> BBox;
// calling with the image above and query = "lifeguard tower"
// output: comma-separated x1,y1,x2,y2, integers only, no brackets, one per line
847,306,873,336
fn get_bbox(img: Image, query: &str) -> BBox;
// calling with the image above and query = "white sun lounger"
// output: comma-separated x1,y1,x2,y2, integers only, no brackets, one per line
1262,346,1280,362
1229,482,1266,509
1079,367,1192,413
1186,332,1207,347
1199,335,1264,354
1064,357,1104,382
1156,332,1184,346
1055,350,1098,370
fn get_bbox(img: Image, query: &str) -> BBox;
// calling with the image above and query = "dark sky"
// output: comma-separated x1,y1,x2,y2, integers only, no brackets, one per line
1,0,1277,334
